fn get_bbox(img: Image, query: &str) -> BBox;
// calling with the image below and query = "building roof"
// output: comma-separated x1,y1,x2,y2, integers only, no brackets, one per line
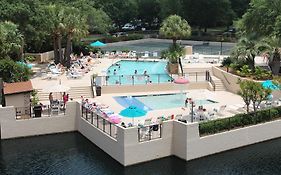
3,80,33,95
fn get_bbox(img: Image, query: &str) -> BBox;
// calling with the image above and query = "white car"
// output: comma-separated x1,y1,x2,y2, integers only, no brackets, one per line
122,23,135,30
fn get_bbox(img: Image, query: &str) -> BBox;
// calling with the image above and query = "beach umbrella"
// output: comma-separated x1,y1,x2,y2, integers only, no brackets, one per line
261,80,279,90
108,114,122,124
43,80,70,93
174,76,189,103
43,84,70,93
90,41,106,47
119,105,147,117
119,105,147,124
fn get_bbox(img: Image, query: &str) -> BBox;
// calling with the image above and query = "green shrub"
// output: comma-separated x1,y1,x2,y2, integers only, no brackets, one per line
253,67,272,80
161,44,183,64
25,56,36,62
199,107,281,136
237,65,252,77
0,58,32,83
72,42,99,55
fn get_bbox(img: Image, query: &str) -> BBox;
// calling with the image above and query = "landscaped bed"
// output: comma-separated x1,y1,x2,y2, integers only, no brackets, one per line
199,106,281,136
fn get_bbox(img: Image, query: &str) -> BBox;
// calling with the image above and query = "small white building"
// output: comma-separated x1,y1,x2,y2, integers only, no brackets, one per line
3,81,33,116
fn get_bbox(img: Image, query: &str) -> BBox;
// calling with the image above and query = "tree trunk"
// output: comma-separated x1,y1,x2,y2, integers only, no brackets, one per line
198,26,202,37
269,50,280,75
178,57,183,76
172,38,177,47
57,35,63,64
53,35,59,64
246,104,249,113
65,33,72,68
251,54,256,72
252,102,256,112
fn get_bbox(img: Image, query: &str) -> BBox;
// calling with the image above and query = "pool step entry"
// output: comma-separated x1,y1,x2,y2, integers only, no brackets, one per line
36,86,93,102
211,77,226,91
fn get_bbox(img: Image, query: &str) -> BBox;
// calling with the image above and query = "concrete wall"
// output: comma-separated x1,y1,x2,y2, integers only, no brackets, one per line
25,49,64,63
176,119,281,161
78,117,125,165
101,82,209,94
0,101,79,139
2,99,281,166
212,66,242,93
123,121,173,166
5,93,30,108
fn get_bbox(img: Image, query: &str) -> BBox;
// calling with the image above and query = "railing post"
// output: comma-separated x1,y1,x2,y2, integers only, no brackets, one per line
97,115,99,128
138,128,140,142
110,123,112,136
91,112,93,124
160,124,162,138
228,118,231,130
196,72,198,82
119,75,121,85
149,127,152,140
132,75,134,85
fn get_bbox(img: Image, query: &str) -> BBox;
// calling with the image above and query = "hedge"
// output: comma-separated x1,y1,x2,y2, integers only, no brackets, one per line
199,107,281,136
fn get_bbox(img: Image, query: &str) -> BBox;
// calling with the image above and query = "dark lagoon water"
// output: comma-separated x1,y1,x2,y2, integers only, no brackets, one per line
1,132,281,175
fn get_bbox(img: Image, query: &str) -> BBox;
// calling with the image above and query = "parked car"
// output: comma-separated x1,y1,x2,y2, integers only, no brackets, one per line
112,32,128,37
122,23,135,30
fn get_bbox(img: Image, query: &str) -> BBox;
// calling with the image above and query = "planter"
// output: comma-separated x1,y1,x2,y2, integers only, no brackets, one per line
33,105,42,118
168,63,179,74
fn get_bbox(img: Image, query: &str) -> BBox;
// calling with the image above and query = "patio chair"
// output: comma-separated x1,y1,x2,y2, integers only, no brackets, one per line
141,51,149,58
144,118,152,125
51,104,59,115
214,105,227,116
175,114,183,120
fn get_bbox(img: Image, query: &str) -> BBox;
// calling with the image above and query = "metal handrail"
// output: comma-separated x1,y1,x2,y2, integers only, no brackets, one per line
96,71,208,86
206,71,216,91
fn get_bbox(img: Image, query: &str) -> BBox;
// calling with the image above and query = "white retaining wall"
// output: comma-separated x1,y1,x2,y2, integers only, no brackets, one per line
173,120,281,161
0,101,79,139
2,101,281,166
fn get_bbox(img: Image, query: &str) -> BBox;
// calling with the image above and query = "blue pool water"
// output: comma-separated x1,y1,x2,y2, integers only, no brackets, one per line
114,93,217,110
106,60,172,85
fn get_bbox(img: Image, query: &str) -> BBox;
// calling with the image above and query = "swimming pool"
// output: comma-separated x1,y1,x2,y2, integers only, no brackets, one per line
114,93,218,111
106,60,172,85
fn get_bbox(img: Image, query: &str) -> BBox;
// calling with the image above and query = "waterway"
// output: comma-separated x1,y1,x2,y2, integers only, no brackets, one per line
1,132,281,175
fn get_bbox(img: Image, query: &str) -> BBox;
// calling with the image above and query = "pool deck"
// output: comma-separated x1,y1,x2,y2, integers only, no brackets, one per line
30,57,245,125
93,89,244,125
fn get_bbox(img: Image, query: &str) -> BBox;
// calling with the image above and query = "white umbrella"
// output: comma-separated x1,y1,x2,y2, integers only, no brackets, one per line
43,81,70,93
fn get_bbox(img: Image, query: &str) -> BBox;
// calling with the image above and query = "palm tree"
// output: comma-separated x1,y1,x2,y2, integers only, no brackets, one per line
159,15,191,47
62,7,88,68
232,34,265,72
42,5,65,64
159,15,191,75
261,37,281,75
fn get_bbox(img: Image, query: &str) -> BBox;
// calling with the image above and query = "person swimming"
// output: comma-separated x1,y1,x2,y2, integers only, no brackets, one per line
134,70,137,74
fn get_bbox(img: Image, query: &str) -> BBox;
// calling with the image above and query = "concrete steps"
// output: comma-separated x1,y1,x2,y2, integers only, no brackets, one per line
37,86,93,101
211,78,226,91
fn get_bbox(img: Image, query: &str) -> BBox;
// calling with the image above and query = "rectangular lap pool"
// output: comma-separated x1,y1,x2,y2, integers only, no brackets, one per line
106,60,171,85
114,93,218,111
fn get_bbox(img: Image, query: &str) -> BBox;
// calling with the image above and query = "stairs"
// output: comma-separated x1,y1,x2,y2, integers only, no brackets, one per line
211,77,226,91
37,86,93,102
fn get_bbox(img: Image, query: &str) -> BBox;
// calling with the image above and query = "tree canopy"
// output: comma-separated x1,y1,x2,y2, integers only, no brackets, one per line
159,15,191,45
0,21,23,60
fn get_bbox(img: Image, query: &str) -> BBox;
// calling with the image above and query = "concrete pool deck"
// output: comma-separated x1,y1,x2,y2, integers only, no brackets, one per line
92,89,244,125
29,57,245,125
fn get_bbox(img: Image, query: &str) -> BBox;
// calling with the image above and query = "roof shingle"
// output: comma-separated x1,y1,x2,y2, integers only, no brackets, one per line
3,81,33,95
